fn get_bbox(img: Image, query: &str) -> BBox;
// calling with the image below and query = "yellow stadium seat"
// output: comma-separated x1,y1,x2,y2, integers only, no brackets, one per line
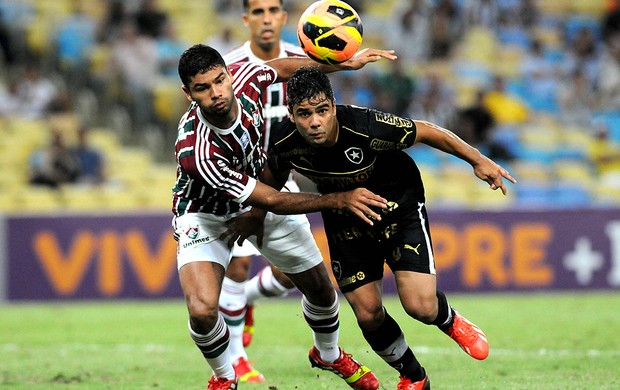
59,185,106,211
571,0,606,16
19,187,63,212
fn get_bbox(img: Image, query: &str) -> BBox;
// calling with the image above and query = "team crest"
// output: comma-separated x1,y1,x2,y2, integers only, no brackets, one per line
345,147,363,164
251,108,262,128
185,225,199,240
331,260,342,279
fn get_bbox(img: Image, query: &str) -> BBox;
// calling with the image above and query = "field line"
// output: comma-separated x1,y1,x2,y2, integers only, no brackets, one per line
1,343,619,358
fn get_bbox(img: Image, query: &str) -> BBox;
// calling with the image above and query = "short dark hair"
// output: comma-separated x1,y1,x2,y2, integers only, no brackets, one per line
178,44,226,87
243,0,284,10
286,67,334,110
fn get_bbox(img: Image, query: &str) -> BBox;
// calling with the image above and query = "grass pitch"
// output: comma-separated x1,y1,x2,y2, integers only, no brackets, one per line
1,292,618,389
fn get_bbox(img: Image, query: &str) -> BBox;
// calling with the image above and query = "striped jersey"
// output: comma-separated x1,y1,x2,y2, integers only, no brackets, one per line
223,40,305,147
172,62,278,217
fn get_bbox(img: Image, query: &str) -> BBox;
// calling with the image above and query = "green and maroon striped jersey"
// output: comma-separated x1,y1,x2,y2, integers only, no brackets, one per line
172,62,277,217
223,40,305,148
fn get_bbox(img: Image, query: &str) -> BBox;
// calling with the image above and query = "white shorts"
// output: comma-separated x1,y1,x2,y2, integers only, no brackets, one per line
230,177,301,258
231,239,261,257
174,211,323,274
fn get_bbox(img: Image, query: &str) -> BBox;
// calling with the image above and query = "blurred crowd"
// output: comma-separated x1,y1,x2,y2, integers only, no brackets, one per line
0,0,619,209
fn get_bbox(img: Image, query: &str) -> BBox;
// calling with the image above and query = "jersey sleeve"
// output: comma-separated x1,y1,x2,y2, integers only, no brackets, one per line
178,141,256,204
229,62,277,94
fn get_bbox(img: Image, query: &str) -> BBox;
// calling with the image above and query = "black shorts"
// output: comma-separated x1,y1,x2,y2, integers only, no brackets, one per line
322,201,435,293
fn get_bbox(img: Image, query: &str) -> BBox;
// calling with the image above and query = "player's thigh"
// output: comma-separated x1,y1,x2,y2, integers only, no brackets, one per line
175,213,232,270
179,261,226,317
253,213,323,274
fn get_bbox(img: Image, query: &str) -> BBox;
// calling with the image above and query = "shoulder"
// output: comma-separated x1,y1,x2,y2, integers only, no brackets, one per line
230,61,275,82
270,119,298,146
223,41,251,65
337,104,372,124
281,41,306,58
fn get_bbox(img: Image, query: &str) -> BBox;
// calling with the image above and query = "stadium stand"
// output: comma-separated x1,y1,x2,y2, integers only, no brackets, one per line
0,0,618,213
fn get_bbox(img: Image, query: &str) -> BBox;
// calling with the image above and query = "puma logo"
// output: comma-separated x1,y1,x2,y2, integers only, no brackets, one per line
399,127,415,143
404,243,421,255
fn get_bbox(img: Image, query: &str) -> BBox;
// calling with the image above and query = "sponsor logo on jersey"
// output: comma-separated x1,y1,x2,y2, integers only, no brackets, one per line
374,112,414,128
240,131,250,149
345,147,363,164
302,166,374,188
257,72,273,83
217,160,243,180
370,138,408,151
264,104,289,120
182,236,213,249
338,271,366,287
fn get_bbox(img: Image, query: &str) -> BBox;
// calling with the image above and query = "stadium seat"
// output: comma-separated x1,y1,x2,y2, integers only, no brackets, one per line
570,0,606,18
550,183,592,208
18,187,63,212
515,183,554,209
59,185,106,211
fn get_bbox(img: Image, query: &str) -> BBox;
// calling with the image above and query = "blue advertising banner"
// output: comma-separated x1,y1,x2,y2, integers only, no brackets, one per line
2,208,619,301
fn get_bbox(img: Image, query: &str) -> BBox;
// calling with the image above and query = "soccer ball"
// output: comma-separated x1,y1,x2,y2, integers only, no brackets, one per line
297,0,363,65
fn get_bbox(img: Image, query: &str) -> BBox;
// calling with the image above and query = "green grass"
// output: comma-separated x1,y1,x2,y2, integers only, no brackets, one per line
1,292,619,389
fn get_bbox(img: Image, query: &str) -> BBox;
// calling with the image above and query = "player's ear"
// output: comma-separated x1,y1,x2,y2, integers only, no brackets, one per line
181,85,193,101
242,13,249,27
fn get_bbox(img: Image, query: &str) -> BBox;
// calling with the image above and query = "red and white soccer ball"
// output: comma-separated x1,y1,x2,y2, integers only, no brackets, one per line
297,0,364,65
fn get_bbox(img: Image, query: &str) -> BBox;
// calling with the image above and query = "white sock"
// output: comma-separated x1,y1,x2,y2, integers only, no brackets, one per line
302,294,340,363
188,316,235,380
219,277,247,362
245,266,293,305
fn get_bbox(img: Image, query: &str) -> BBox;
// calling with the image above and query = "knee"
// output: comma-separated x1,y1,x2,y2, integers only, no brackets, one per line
304,287,337,307
187,295,219,332
404,295,438,324
355,305,385,330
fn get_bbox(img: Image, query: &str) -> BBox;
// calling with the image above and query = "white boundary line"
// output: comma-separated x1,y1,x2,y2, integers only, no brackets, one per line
2,343,619,358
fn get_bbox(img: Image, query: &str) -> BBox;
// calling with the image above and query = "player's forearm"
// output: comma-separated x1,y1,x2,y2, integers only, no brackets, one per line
414,120,486,166
268,57,335,82
253,191,336,215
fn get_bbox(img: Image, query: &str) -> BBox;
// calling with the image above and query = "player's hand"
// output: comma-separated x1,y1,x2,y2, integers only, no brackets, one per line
334,188,388,225
340,48,397,70
472,156,517,195
220,208,266,248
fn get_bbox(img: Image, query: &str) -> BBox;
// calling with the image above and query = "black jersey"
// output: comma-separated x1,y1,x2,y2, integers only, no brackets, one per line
268,105,426,205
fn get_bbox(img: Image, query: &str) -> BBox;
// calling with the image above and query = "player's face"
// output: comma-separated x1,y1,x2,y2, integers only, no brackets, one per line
289,94,338,147
182,65,237,126
243,0,287,53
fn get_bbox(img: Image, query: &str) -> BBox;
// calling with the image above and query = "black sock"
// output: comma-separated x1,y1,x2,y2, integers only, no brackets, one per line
433,289,455,330
361,308,425,381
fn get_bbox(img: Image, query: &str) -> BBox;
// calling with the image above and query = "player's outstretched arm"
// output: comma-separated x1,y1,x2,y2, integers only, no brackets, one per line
413,120,517,194
246,181,387,225
267,49,397,82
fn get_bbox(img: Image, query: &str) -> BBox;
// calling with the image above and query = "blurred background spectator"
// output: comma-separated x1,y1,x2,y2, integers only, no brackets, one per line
29,128,80,188
0,0,618,212
71,124,106,185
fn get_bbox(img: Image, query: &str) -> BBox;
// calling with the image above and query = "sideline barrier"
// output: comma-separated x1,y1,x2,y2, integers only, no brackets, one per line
1,209,619,301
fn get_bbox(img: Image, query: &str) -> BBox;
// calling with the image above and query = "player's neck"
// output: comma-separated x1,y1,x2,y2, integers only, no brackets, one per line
324,120,339,147
250,41,280,62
